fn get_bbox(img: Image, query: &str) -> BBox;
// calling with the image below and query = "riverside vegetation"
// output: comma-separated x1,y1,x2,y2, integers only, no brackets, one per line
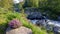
0,0,60,34
0,8,47,34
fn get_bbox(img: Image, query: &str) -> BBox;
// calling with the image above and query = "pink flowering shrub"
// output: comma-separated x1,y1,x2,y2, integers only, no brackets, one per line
8,19,22,29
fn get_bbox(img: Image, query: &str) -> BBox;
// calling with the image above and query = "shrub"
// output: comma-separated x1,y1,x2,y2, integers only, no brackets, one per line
8,19,22,29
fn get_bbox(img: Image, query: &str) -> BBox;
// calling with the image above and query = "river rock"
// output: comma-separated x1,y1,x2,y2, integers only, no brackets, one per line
6,26,32,34
27,12,44,20
36,20,46,27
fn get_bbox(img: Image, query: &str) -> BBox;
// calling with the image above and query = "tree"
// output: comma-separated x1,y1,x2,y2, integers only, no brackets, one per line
24,0,39,7
38,0,60,19
32,0,39,7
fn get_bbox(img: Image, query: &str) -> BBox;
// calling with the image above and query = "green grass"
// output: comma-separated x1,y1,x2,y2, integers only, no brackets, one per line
0,9,47,34
19,16,47,34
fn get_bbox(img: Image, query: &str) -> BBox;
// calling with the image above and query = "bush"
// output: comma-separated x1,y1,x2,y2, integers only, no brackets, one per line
8,19,22,29
0,18,8,34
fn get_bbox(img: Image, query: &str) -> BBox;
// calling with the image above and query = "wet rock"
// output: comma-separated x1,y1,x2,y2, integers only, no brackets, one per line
27,12,44,20
53,26,60,34
30,20,38,24
36,20,46,27
58,16,60,20
6,26,32,34
46,20,60,31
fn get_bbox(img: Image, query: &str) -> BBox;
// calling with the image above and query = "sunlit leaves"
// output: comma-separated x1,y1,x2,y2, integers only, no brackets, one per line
0,0,13,9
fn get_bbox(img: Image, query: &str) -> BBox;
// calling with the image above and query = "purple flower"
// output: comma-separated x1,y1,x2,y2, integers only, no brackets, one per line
8,19,22,29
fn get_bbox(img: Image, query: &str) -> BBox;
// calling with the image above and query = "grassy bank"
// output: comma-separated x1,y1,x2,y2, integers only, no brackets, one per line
0,9,47,34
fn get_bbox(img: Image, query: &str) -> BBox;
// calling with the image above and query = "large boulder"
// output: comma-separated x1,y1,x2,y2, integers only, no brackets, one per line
6,26,32,34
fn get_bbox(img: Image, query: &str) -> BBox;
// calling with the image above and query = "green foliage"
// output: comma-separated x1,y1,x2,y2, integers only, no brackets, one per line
31,0,39,7
24,0,39,7
19,1,25,9
0,0,13,9
24,0,60,19
38,0,60,19
0,8,47,34
0,8,20,34
47,0,60,15
20,16,47,34
0,0,25,11
39,0,48,8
